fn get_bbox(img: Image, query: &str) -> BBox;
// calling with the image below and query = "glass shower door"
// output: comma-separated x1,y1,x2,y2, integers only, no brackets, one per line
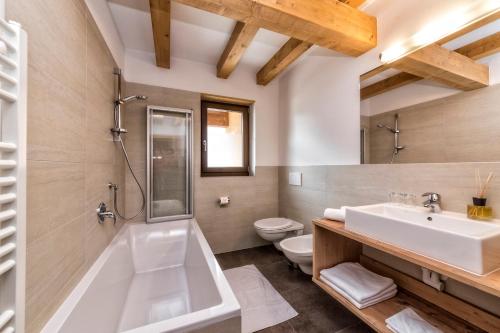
147,106,193,223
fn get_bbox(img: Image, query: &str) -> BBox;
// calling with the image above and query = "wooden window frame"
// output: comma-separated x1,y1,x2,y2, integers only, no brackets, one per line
201,101,250,177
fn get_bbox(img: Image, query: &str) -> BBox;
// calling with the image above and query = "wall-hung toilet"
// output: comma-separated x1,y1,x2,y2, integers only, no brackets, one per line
280,234,313,275
254,218,304,250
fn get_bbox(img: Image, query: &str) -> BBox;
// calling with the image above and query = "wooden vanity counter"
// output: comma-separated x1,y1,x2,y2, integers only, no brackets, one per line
312,218,500,333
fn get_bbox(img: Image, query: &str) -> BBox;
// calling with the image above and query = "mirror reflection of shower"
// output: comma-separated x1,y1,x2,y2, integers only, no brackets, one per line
109,68,148,221
377,113,405,164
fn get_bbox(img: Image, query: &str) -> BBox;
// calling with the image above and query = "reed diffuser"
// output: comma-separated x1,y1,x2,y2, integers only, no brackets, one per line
467,169,494,220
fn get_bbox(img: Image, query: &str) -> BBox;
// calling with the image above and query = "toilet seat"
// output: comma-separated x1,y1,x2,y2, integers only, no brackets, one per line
254,218,304,251
254,218,293,231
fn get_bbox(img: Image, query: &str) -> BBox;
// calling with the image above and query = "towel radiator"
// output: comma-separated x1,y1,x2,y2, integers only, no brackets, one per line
0,17,27,333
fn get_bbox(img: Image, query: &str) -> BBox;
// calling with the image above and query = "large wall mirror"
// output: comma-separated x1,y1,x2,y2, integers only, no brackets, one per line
360,11,500,164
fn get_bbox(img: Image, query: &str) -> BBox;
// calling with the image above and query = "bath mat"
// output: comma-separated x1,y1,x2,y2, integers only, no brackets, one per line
224,264,298,333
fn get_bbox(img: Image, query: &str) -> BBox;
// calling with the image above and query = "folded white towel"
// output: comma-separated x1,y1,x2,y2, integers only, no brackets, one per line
324,207,346,221
386,308,443,333
321,271,397,303
320,276,397,309
320,262,395,304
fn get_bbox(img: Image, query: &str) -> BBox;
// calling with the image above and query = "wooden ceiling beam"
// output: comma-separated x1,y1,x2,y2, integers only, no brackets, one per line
340,0,367,7
360,10,500,81
149,0,171,68
256,0,365,86
391,44,489,90
361,72,421,100
454,31,500,60
361,32,500,99
217,21,259,79
174,0,377,56
256,38,312,86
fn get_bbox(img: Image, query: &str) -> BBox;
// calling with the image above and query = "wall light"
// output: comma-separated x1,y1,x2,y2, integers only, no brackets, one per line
380,1,500,64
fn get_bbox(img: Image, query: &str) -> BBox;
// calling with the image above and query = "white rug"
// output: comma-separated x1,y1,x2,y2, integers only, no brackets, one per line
224,264,298,333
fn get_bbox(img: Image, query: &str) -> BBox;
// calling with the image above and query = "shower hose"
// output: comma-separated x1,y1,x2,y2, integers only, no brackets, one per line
111,136,146,221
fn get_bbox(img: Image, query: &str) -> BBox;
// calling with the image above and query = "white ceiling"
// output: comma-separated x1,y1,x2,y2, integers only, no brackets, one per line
107,0,347,71
107,0,499,84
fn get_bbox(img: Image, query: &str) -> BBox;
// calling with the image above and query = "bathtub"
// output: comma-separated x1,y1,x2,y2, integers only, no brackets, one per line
42,219,241,333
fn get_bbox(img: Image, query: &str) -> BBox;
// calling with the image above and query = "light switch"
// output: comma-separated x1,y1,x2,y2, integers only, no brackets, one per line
289,172,302,186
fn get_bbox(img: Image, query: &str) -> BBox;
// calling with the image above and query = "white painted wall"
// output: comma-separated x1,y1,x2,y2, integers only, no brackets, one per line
125,50,280,166
278,56,362,166
278,0,499,166
84,0,125,68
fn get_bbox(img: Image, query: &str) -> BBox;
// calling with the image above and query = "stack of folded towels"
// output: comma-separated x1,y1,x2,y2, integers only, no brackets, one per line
386,308,443,333
320,262,397,309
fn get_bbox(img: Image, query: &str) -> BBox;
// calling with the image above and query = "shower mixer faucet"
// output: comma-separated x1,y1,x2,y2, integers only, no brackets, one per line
97,202,116,225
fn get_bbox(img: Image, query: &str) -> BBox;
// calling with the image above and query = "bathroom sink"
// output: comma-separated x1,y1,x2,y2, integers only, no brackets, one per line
345,204,500,275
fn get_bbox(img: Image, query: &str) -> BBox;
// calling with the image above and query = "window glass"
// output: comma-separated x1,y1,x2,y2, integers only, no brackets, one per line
207,109,244,167
201,101,250,177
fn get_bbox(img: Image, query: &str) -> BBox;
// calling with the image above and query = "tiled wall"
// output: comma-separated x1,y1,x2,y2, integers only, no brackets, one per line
124,82,278,254
367,84,500,164
279,163,500,315
6,0,125,331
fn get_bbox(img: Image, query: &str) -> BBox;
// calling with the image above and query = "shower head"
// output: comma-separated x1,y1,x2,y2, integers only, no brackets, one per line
377,123,396,132
377,124,398,133
118,95,148,104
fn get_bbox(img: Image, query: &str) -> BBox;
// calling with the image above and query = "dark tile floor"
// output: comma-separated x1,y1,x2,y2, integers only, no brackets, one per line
215,245,374,333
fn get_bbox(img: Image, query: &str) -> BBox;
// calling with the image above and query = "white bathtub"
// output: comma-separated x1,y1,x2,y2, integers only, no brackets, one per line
42,219,241,333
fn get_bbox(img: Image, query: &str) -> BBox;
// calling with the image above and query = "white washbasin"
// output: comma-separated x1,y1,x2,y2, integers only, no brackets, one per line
345,203,500,275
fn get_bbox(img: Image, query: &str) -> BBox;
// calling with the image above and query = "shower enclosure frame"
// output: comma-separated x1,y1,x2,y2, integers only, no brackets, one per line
146,105,194,223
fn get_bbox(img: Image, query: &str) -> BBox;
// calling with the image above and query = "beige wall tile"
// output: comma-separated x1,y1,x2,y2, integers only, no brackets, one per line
26,216,86,333
27,160,85,243
7,1,125,331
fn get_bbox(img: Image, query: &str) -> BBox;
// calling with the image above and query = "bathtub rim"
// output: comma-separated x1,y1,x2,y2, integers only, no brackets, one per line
41,219,241,333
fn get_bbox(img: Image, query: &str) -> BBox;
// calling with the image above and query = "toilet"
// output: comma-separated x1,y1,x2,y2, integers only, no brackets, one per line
280,234,313,275
254,218,304,251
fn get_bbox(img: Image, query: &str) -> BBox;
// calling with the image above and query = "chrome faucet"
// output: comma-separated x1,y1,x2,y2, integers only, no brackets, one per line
97,202,116,225
422,192,441,213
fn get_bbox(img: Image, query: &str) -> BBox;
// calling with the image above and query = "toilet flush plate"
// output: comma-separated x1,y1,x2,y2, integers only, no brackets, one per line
289,172,302,186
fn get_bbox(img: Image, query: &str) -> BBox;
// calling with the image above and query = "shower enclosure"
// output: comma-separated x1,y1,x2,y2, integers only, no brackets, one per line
147,106,193,223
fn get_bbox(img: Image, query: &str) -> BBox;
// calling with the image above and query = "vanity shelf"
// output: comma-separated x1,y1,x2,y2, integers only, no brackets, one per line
314,218,500,297
313,218,500,333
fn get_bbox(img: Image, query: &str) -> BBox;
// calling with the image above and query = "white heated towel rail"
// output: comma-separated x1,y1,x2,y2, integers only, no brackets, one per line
0,17,27,333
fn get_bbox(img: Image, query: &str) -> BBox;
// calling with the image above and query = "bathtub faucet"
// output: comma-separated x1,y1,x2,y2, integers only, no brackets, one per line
97,202,117,225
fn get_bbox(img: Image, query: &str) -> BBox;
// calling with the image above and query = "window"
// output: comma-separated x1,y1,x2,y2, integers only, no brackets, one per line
201,101,250,177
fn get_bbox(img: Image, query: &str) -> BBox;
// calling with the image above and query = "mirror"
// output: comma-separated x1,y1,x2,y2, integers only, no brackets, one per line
359,10,500,164
360,83,500,164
